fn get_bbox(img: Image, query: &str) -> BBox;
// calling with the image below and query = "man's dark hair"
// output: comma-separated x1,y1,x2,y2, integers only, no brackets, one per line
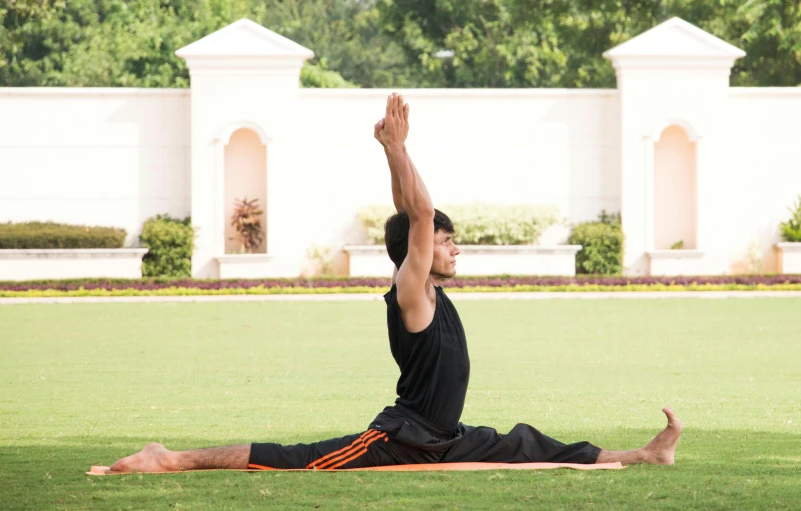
384,209,454,269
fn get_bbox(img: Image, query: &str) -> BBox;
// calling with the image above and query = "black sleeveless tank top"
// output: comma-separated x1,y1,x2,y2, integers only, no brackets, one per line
384,284,470,431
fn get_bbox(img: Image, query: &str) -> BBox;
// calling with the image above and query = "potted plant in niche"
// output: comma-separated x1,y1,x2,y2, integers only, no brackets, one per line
776,195,801,274
230,197,264,253
216,197,271,278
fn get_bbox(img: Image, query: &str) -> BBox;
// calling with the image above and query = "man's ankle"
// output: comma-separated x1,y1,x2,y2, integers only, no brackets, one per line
164,451,183,471
637,448,657,464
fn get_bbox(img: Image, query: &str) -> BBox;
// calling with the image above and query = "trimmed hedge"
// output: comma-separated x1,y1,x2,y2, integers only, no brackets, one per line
568,212,624,275
0,221,126,249
140,215,195,278
357,204,561,245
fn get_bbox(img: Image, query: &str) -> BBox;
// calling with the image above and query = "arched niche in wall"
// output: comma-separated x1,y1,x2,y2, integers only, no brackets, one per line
222,125,268,254
652,122,698,251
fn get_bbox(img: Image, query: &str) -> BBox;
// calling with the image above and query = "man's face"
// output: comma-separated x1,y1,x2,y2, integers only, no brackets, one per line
431,230,460,279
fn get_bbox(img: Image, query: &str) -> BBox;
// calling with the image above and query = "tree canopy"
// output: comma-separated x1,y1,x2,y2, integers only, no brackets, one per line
1,0,799,88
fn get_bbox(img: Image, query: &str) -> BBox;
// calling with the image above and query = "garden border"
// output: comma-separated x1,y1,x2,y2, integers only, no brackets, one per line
3,289,801,304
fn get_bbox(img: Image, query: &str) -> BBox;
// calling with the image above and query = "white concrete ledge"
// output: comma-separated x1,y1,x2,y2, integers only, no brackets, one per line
343,245,582,277
0,249,148,280
776,242,801,252
215,254,275,279
776,242,801,274
0,249,148,258
647,249,705,259
647,250,706,276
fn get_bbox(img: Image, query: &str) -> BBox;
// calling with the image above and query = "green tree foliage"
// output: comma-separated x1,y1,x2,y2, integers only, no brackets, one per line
0,0,404,88
258,0,413,88
377,0,801,88
1,0,799,89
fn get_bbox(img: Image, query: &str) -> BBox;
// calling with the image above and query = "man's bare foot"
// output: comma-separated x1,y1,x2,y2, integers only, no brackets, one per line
642,408,683,465
109,442,177,473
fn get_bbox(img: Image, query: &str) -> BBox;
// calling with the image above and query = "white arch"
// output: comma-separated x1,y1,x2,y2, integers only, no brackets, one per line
219,121,272,145
651,119,700,142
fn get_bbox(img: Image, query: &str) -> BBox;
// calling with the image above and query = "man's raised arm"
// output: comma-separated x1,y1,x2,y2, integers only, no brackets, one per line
378,94,435,316
374,119,405,213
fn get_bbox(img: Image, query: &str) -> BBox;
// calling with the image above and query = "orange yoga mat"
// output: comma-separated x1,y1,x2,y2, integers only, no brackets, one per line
87,462,624,475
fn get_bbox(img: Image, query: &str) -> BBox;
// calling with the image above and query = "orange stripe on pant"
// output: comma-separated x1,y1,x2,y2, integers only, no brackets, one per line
247,463,277,470
306,430,381,470
314,431,385,470
323,432,387,470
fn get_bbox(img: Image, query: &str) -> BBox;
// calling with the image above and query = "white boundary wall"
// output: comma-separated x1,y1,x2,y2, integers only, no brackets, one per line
0,88,191,247
1,18,800,278
724,89,801,272
295,88,621,245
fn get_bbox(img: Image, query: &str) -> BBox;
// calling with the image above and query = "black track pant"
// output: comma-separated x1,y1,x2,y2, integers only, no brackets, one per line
248,406,600,470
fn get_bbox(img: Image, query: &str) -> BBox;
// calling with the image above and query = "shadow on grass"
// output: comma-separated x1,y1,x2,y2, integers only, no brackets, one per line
2,429,800,511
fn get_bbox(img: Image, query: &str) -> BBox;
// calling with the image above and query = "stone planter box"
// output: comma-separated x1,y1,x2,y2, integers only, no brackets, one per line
343,245,582,277
0,248,149,281
646,250,705,276
776,242,801,274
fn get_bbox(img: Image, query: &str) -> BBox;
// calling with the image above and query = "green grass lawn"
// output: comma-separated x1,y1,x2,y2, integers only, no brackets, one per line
1,298,800,510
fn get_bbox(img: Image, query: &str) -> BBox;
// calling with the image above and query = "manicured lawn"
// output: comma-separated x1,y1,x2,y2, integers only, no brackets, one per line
1,298,799,510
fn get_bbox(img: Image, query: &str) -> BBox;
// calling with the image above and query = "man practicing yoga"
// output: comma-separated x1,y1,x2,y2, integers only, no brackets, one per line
108,93,682,473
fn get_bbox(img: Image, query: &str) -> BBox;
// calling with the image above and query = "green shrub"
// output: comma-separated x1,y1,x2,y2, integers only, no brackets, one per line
357,204,561,245
780,196,801,242
568,211,625,275
0,221,125,249
140,215,195,278
357,205,397,245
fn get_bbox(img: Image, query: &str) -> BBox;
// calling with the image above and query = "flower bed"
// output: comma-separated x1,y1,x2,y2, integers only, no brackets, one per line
1,275,800,297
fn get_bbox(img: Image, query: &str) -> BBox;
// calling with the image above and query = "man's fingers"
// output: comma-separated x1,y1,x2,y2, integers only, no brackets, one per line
391,93,400,120
385,93,404,123
403,104,409,123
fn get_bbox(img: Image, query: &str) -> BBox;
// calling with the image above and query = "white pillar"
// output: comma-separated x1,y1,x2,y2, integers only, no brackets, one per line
176,19,313,278
603,17,745,275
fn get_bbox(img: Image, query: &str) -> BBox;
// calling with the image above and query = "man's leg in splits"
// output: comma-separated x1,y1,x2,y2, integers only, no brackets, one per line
443,408,683,466
109,409,682,472
594,408,683,465
110,443,250,473
108,429,391,473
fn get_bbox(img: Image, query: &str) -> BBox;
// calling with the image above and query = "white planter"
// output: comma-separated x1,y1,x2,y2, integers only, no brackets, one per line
343,245,582,277
215,254,275,279
0,249,149,281
646,250,705,276
776,242,801,274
